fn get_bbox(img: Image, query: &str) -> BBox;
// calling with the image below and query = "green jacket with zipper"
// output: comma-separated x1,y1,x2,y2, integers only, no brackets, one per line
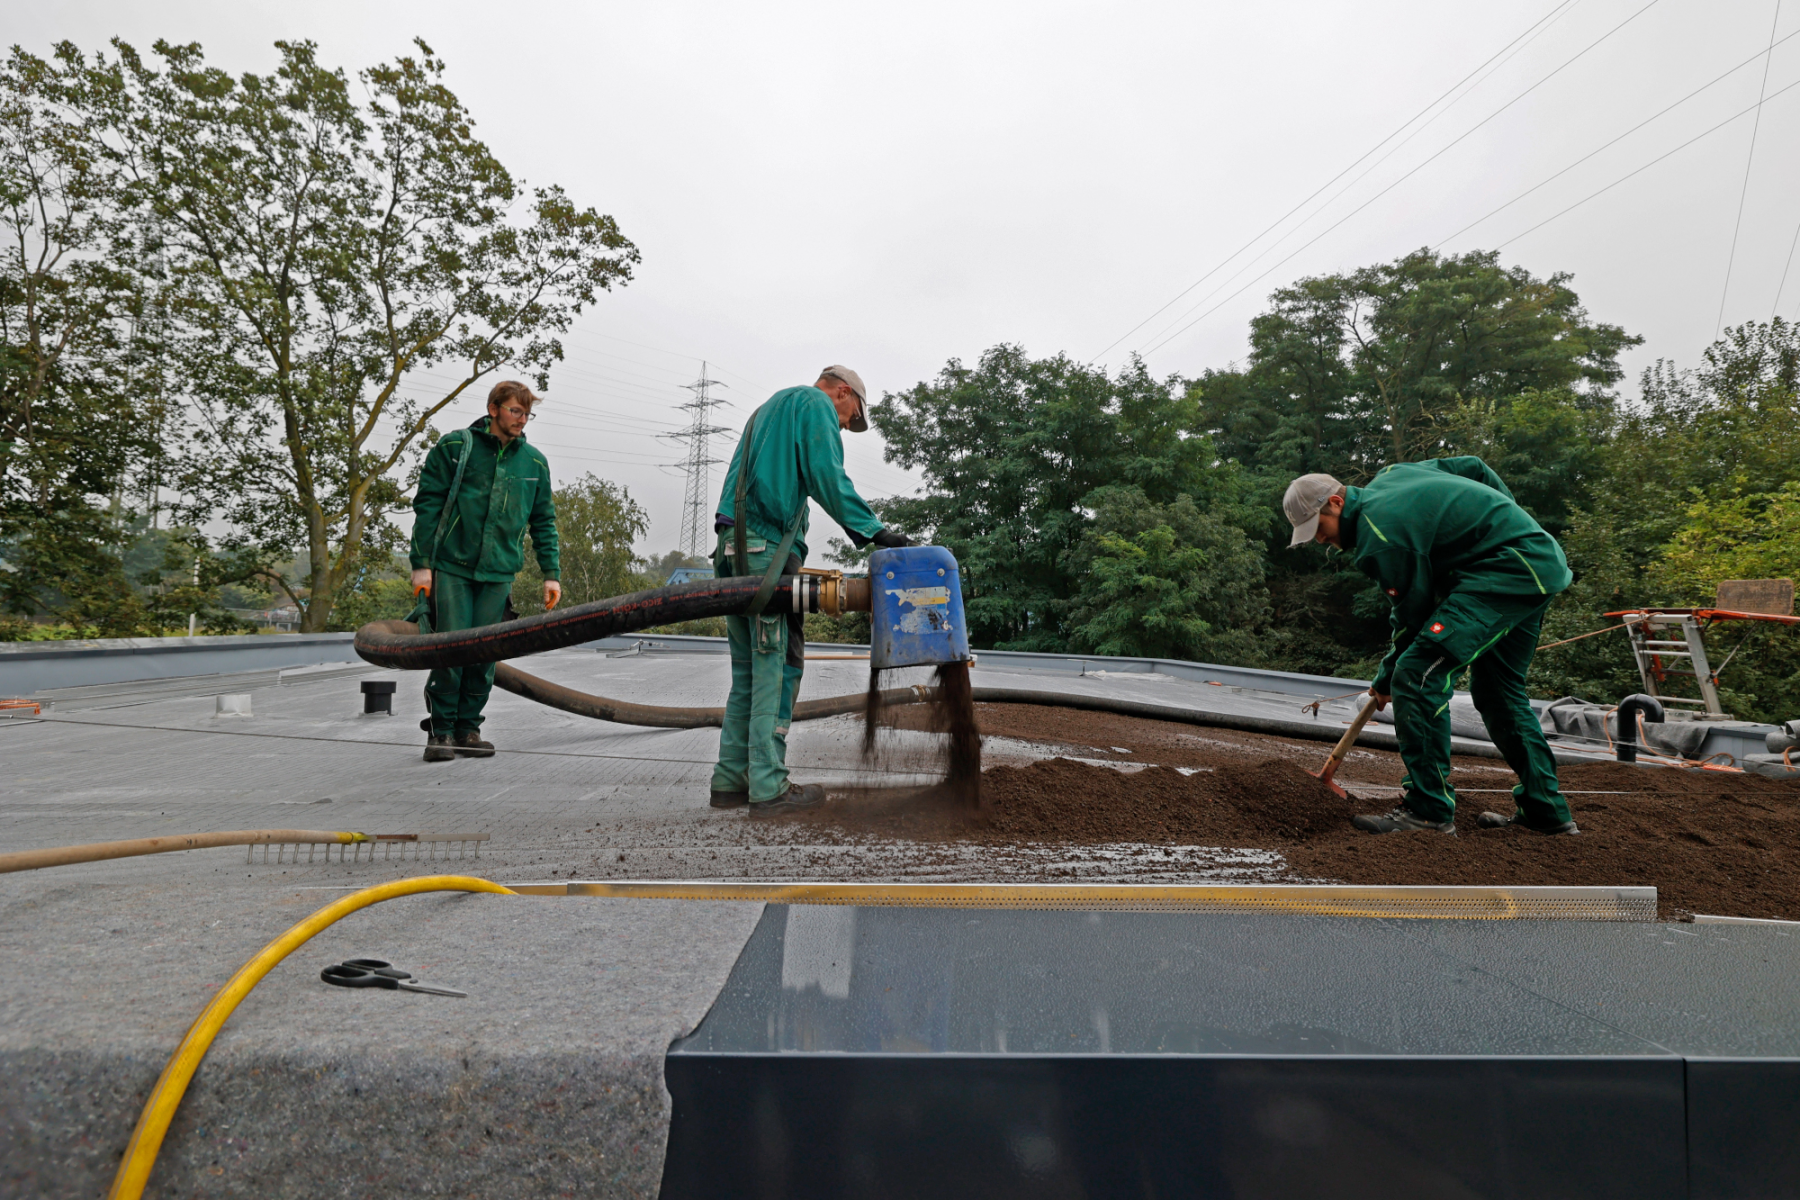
714,385,885,561
409,416,559,583
1342,456,1569,691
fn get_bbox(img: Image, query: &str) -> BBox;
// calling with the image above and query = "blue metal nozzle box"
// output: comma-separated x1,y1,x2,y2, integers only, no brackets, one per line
868,546,971,670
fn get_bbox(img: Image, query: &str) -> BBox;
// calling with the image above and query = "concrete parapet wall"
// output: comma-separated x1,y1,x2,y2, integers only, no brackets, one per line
0,634,361,699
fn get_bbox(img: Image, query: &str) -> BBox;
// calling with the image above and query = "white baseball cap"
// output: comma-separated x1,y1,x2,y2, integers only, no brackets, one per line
820,365,868,432
1283,473,1344,547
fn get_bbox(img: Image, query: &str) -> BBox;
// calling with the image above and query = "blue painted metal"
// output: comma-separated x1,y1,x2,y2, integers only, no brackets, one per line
665,567,714,585
868,546,971,670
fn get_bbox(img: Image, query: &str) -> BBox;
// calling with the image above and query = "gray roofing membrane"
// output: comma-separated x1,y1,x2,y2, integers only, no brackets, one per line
3,642,1796,1196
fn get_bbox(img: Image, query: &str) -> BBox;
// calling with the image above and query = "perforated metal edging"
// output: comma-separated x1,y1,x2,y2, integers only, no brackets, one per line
505,882,1657,921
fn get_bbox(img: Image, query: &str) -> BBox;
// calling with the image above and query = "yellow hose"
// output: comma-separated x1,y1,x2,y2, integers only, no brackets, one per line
107,874,516,1200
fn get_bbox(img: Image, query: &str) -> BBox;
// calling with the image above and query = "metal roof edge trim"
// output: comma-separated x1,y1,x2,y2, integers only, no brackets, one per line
506,880,1657,920
0,632,355,661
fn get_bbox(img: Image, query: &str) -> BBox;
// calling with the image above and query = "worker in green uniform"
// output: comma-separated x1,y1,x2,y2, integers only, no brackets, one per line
409,381,561,763
1284,458,1577,835
710,366,909,814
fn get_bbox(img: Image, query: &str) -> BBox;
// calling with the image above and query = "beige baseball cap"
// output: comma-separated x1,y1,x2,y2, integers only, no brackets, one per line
1283,473,1344,547
820,365,869,432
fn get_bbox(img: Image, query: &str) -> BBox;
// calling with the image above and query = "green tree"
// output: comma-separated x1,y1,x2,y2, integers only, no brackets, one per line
874,346,1257,651
1198,248,1637,484
0,43,174,636
1536,319,1800,716
1064,487,1269,661
111,38,638,631
642,548,709,584
1430,389,1612,537
510,473,648,616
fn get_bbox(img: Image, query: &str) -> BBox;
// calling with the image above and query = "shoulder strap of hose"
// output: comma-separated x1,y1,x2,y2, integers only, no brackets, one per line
733,409,803,618
733,415,753,574
746,510,803,618
427,430,472,569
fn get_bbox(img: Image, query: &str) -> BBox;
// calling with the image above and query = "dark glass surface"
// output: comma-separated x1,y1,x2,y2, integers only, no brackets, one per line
676,908,1800,1059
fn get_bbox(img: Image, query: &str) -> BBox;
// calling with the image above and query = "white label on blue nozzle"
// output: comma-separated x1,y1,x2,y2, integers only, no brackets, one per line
886,586,950,608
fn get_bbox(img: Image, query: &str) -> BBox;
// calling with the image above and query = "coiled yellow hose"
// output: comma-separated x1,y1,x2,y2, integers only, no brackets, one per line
107,874,517,1200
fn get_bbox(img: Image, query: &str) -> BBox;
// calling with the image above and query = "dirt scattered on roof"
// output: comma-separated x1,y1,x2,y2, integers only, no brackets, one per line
797,702,1800,919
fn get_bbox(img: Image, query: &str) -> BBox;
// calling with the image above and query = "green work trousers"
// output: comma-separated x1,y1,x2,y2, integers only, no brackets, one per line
1387,591,1571,828
710,544,805,803
423,571,513,738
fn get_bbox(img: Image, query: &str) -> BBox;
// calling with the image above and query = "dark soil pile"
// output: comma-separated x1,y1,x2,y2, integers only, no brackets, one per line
981,758,1353,843
816,701,1800,919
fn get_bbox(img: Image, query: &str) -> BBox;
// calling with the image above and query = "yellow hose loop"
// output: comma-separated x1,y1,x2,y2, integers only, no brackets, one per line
107,874,516,1200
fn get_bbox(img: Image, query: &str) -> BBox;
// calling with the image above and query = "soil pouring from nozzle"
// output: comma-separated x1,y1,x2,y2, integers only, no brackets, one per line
1312,696,1380,798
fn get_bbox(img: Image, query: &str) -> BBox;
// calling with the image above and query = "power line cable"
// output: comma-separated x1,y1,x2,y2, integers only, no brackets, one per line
1775,216,1800,316
1434,22,1800,248
1204,4,1584,311
1137,0,1665,357
1716,0,1785,335
1495,72,1800,250
1087,0,1580,362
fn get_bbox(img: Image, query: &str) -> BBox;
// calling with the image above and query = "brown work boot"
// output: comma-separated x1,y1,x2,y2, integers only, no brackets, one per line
453,731,495,758
748,783,827,815
423,734,454,763
709,790,749,809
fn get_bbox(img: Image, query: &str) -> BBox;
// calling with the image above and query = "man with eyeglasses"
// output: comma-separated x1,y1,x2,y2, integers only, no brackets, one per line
408,380,561,762
710,366,910,814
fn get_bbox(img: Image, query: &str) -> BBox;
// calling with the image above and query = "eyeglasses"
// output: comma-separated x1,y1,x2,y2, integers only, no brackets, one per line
495,406,535,422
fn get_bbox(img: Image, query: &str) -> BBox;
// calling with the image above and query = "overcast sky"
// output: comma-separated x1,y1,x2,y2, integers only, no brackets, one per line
15,0,1800,555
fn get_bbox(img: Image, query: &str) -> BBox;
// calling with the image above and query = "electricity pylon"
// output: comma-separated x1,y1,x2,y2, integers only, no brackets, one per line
671,364,731,558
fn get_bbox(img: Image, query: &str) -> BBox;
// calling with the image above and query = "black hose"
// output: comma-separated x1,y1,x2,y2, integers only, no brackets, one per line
1614,693,1666,762
493,662,932,728
489,667,1513,760
354,575,837,671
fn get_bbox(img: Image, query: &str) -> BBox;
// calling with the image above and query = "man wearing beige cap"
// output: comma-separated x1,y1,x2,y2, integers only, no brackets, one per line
1284,458,1576,836
709,367,911,814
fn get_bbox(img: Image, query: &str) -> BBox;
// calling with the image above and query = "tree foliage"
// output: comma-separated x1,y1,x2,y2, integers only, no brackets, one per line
873,346,1262,650
1064,487,1267,661
510,473,649,616
111,37,638,630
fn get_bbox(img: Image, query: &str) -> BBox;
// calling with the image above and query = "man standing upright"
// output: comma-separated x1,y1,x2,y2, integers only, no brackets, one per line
710,366,909,814
409,381,561,762
1284,457,1577,836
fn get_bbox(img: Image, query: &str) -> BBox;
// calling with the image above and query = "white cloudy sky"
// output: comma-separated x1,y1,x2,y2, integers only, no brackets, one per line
15,0,1800,555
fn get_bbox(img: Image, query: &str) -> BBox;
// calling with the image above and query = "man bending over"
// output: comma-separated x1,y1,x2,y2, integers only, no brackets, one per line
1283,458,1577,836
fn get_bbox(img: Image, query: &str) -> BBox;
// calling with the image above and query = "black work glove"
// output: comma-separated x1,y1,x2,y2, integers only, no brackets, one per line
871,528,913,549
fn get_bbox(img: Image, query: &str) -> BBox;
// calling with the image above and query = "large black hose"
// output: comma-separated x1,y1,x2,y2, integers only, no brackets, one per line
358,584,1524,759
354,575,843,671
492,662,933,729
492,666,1514,760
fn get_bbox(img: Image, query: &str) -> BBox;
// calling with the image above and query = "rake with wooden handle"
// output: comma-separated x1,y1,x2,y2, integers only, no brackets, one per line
1312,696,1380,798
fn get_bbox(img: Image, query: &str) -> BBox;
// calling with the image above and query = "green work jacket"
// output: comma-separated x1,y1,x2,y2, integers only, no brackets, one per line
714,386,885,562
1342,456,1569,689
409,417,559,583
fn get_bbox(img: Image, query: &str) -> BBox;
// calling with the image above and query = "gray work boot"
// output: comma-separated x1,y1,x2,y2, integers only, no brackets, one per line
423,735,454,763
453,731,495,758
1478,810,1579,835
748,783,827,815
709,790,749,809
1352,806,1456,834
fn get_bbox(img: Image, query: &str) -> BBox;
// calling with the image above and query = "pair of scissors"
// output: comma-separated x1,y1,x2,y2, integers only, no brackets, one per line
320,958,466,997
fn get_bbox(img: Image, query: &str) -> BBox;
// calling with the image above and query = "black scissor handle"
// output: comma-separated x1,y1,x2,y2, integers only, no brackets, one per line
322,964,397,989
340,958,411,979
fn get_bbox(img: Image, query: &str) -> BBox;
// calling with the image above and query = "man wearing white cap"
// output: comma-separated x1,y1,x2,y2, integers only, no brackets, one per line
1283,458,1576,836
709,367,911,814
